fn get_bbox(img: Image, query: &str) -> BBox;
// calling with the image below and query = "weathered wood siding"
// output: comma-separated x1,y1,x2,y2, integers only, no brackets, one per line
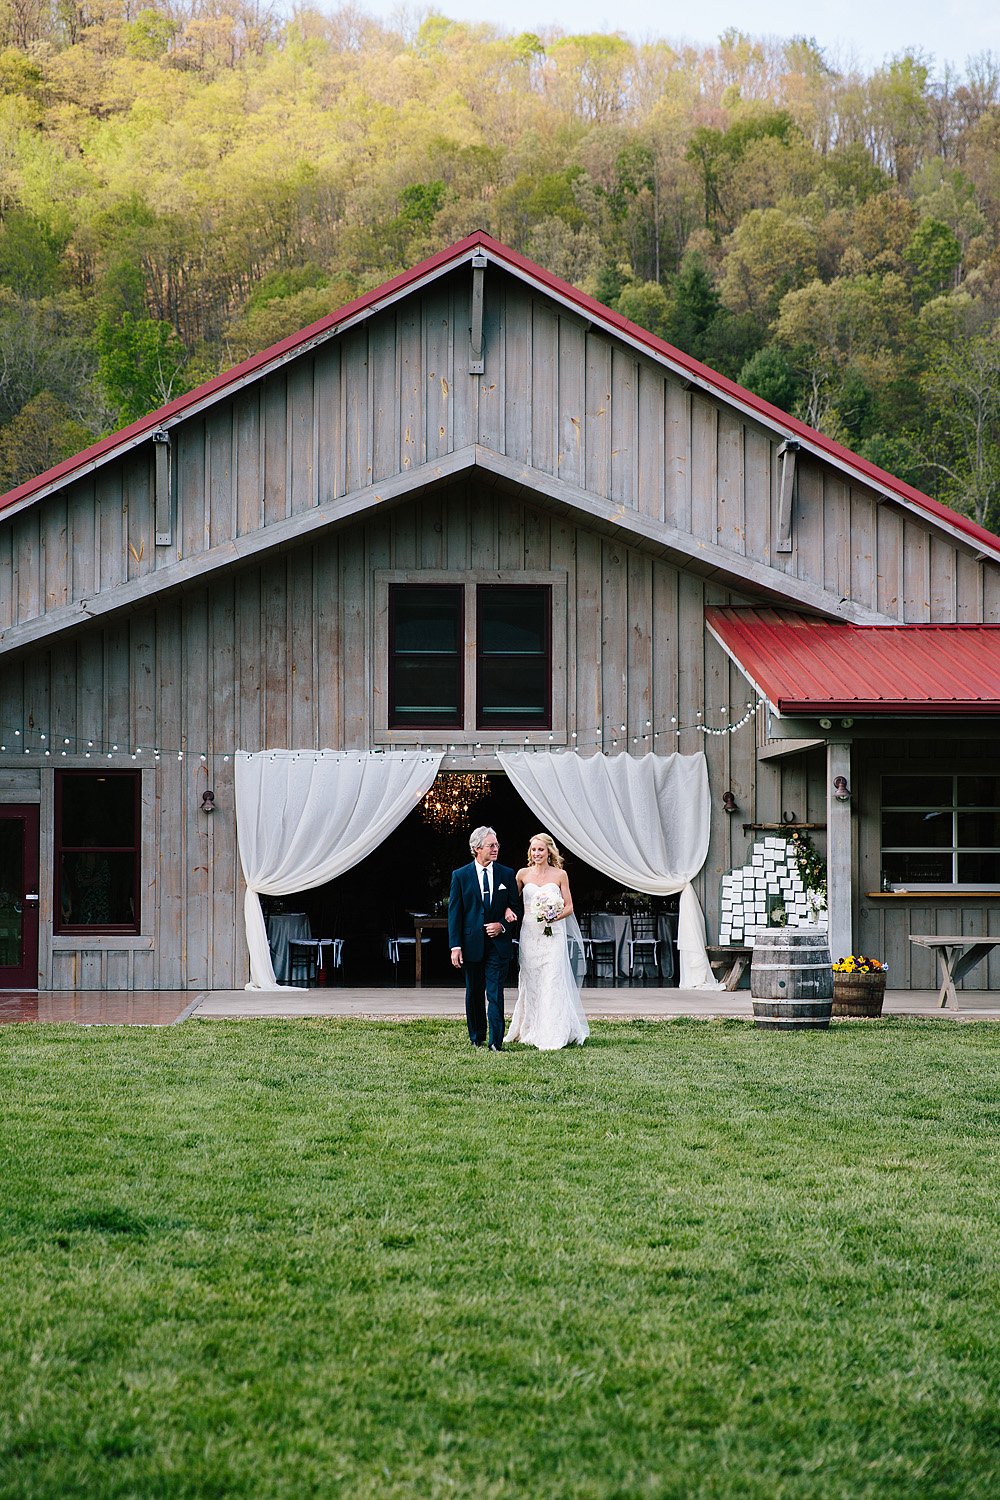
1,486,777,988
2,270,997,657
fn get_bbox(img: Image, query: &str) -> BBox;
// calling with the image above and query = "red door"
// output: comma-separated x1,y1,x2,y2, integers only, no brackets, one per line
0,805,40,989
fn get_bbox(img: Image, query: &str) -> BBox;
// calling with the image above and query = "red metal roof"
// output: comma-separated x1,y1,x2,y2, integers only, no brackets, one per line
2,230,1000,563
705,607,1000,715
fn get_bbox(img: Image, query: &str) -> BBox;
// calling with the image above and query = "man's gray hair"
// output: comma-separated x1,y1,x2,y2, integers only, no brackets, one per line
469,825,496,854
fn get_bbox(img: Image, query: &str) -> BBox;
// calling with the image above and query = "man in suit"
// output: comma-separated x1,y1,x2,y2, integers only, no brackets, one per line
449,825,521,1050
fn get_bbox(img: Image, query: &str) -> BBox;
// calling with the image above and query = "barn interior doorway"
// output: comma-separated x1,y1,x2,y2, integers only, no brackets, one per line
261,771,678,986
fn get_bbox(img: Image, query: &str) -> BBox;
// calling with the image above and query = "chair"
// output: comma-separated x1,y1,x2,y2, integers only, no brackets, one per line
579,912,617,984
382,915,430,982
628,910,660,980
314,937,344,985
288,938,318,987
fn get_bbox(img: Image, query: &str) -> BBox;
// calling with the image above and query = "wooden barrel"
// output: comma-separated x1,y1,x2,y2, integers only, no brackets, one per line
831,971,886,1017
750,927,833,1030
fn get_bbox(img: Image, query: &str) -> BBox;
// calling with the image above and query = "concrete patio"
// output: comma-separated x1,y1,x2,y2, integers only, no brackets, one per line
4,986,999,1025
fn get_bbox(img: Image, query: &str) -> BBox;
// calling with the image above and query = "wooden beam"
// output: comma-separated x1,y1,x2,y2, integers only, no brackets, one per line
757,737,825,761
776,439,798,553
0,444,889,662
826,739,853,962
469,251,486,375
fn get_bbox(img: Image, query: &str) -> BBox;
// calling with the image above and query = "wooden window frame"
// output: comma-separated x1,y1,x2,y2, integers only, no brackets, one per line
374,570,567,746
387,582,464,731
879,770,1000,892
53,769,142,936
476,583,552,732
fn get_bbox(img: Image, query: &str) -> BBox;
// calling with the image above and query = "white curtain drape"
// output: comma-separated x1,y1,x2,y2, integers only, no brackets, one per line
235,750,442,989
499,751,723,990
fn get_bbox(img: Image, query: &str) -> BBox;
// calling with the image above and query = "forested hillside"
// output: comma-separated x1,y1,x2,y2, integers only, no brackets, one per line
2,3,1000,527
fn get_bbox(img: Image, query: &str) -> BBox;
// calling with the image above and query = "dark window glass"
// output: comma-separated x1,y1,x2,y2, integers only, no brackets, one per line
958,810,1000,846
881,810,953,848
477,585,550,730
881,773,1000,888
55,772,140,932
388,585,463,728
881,851,954,884
881,775,952,806
958,776,1000,806
959,851,1000,883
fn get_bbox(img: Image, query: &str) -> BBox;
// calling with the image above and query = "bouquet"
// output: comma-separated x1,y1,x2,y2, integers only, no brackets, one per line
832,954,886,973
531,889,564,936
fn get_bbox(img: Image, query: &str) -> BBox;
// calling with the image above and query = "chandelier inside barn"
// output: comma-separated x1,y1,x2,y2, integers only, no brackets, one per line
420,772,491,832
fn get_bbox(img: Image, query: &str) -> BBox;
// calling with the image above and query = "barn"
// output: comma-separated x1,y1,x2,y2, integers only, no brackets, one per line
1,231,999,998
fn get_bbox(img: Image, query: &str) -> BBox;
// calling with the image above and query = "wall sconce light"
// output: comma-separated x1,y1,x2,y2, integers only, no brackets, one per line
832,775,851,802
722,790,738,814
200,790,216,814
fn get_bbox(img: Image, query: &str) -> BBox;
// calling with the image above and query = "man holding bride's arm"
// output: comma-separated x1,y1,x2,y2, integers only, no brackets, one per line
449,826,521,1051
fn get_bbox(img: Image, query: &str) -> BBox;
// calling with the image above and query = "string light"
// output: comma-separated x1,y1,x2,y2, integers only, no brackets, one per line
0,699,765,766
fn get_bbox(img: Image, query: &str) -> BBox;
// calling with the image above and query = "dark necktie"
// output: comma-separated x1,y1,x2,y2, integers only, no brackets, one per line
482,866,490,910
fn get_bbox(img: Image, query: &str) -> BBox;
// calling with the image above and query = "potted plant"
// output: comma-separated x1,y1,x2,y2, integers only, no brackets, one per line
831,954,887,1017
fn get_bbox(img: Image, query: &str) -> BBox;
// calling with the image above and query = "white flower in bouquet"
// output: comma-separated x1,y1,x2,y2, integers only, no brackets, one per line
531,888,564,936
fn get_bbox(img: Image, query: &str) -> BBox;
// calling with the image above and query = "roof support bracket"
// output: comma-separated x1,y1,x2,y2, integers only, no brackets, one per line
153,429,172,546
469,251,487,375
776,439,799,553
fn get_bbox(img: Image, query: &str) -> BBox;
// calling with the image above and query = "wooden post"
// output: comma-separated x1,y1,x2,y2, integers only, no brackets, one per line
826,739,853,963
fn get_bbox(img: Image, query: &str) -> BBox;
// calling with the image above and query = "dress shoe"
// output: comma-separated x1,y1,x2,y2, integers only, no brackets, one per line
489,1043,502,1052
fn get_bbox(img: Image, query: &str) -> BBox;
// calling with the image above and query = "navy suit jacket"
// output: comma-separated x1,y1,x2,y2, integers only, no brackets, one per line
448,860,521,964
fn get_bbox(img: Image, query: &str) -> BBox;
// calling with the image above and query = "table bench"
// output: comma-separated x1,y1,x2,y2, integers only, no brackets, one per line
909,934,1000,1009
706,945,753,991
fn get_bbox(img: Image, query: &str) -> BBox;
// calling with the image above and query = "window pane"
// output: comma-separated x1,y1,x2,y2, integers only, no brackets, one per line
391,587,461,653
958,810,1000,846
390,658,462,725
958,851,1000,883
59,852,136,926
0,822,23,967
881,775,952,807
479,587,548,655
958,776,1000,807
61,775,136,848
881,810,953,848
881,851,954,883
478,659,549,724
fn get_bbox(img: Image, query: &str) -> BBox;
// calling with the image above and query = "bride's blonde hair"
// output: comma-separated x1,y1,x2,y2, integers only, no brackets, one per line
527,832,565,869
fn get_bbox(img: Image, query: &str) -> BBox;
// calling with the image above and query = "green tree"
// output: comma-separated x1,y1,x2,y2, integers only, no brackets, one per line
918,325,1000,528
738,345,800,411
616,279,672,338
96,312,189,426
719,207,818,320
0,391,94,492
905,218,962,305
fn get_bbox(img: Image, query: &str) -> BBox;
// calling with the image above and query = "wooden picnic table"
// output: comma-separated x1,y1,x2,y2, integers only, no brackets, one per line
908,934,1000,1010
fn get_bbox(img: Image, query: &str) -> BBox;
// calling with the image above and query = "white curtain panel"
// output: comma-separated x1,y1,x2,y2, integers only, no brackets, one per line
235,750,442,989
499,750,723,990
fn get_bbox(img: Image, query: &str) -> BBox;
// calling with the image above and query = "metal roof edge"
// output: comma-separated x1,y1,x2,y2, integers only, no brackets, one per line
3,228,999,566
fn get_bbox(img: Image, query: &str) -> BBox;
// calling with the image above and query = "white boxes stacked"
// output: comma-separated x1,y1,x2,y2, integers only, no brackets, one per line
718,837,826,946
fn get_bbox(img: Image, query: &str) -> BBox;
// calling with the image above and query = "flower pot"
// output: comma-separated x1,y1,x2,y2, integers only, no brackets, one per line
831,970,886,1017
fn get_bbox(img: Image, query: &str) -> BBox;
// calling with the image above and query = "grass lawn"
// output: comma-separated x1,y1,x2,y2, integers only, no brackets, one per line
1,1018,999,1499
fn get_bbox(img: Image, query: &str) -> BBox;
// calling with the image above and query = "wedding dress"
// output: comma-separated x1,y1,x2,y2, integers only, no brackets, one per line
507,881,589,1050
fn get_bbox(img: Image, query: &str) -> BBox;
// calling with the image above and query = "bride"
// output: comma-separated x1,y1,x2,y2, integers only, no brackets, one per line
507,833,589,1050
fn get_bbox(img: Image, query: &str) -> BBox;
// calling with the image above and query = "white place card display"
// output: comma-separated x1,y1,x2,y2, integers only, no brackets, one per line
719,837,826,946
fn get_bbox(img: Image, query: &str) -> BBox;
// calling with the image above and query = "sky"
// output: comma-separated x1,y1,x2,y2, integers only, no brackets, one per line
355,0,997,74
